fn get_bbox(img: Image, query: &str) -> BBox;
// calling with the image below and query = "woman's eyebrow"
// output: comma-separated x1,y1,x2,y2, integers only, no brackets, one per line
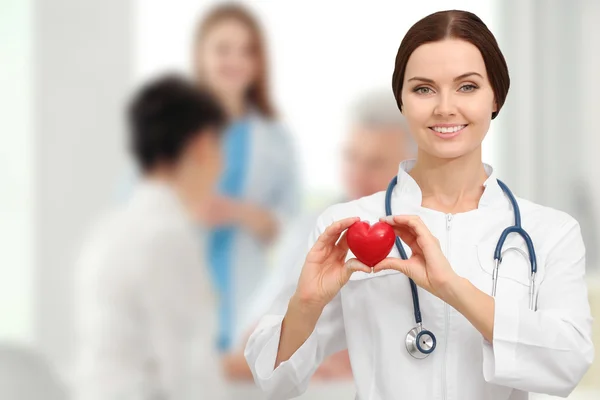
407,72,484,84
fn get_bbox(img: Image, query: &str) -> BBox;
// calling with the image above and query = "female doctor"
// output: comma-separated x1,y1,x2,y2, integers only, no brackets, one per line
244,9,594,400
193,3,300,362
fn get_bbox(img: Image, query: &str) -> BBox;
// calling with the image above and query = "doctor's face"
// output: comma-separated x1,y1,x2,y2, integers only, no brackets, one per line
342,126,409,200
400,39,497,160
195,18,259,99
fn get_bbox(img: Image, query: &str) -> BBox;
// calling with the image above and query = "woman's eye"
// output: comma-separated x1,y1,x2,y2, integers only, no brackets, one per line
459,84,478,92
414,87,433,95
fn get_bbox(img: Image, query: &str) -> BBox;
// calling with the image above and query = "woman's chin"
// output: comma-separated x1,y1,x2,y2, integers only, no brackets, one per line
423,144,473,160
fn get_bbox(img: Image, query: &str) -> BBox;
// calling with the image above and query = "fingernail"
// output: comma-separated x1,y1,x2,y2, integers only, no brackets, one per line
345,259,358,271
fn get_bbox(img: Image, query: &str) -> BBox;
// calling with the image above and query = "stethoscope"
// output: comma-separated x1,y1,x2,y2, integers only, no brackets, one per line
384,176,537,359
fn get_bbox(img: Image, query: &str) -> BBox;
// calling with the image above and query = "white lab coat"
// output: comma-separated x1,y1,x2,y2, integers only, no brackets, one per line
244,160,595,400
73,180,224,400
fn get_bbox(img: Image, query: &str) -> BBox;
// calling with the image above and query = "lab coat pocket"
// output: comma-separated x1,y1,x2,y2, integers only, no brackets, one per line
477,237,533,287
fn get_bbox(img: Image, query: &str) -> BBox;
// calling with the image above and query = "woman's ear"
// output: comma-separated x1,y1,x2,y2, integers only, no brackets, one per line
491,99,499,120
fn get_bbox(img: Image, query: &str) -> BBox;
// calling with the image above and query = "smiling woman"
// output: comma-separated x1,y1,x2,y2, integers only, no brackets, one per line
400,39,497,161
244,9,594,400
392,11,509,163
392,11,510,120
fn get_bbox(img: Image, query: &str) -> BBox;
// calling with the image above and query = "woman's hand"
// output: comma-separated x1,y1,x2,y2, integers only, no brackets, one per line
374,215,460,300
275,217,369,368
293,217,371,311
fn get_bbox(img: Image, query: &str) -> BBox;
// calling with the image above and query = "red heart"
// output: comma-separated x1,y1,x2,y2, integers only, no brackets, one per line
346,221,395,267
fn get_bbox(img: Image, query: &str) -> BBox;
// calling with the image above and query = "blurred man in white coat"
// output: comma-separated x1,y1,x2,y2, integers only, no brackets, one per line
73,75,226,400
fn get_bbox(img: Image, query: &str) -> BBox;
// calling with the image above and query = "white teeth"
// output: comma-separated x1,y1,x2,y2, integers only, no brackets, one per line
432,125,466,133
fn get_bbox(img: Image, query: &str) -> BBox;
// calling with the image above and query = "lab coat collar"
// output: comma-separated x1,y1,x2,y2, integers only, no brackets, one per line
396,159,505,209
129,179,191,220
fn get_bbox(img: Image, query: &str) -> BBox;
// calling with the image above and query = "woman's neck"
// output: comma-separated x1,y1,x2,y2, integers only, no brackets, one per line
409,148,488,214
216,91,247,120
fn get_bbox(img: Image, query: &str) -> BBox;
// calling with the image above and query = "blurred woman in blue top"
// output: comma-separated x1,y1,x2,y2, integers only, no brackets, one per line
192,3,300,371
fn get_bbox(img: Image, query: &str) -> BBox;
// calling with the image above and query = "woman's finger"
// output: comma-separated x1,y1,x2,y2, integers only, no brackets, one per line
373,257,414,276
378,217,418,247
344,258,372,277
335,230,350,254
381,215,427,233
380,215,437,248
392,226,418,248
314,217,360,251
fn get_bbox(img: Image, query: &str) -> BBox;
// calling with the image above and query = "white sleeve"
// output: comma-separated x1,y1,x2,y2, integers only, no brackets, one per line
142,227,209,400
482,219,595,397
243,213,347,399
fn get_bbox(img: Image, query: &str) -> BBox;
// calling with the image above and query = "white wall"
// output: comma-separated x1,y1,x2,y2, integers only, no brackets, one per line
34,0,134,367
579,0,600,272
496,0,600,272
0,0,34,344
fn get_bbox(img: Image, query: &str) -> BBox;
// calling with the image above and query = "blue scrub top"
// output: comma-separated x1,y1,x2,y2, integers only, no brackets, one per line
207,118,251,352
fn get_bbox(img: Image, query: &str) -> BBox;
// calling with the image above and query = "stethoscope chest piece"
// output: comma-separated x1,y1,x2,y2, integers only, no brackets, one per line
405,324,436,359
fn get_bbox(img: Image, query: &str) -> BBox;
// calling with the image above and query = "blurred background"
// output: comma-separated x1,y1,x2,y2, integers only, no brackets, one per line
1,0,599,399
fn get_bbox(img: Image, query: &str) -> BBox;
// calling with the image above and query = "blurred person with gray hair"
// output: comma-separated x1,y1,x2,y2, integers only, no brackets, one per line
73,74,227,400
342,88,416,200
226,89,415,389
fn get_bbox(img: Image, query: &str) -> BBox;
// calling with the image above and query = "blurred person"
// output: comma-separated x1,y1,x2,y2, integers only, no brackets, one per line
341,89,416,201
73,75,226,400
230,89,416,382
245,10,594,400
192,2,300,377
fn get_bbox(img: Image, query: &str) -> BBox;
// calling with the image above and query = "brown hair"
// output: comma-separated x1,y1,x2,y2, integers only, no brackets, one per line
193,3,275,117
392,10,509,120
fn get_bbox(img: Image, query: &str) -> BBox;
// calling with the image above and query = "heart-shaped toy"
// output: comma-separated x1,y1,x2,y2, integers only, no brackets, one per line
346,220,395,267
